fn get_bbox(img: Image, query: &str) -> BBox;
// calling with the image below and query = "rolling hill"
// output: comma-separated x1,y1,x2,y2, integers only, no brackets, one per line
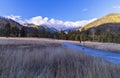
76,13,120,43
80,13,120,31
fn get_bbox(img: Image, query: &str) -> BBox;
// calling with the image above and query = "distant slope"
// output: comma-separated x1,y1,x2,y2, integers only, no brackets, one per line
0,16,22,29
23,24,58,37
39,25,58,33
64,27,80,32
80,13,120,31
24,24,58,33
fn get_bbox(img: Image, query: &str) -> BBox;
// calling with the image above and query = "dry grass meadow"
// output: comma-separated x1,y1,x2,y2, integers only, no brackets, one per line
0,38,120,78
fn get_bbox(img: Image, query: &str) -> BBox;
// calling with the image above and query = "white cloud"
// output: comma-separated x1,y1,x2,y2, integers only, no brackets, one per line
47,18,97,30
5,15,25,23
5,15,97,30
6,15,21,20
25,16,49,25
113,6,120,9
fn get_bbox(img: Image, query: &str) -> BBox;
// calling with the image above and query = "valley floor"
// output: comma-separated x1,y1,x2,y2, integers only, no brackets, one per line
0,37,120,78
0,37,120,53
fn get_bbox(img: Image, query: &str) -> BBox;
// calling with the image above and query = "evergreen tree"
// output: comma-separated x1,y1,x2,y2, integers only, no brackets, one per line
20,27,26,37
5,23,11,37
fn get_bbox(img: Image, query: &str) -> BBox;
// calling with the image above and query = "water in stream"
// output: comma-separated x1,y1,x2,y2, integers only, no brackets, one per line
63,42,120,64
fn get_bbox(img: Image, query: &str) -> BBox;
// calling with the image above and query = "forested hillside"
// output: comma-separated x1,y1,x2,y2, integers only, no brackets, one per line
0,14,120,43
0,17,58,38
75,14,120,43
54,14,120,43
0,17,22,37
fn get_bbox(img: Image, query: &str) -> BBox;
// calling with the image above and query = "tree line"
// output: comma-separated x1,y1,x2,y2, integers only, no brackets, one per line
0,22,120,43
53,27,120,43
0,23,57,38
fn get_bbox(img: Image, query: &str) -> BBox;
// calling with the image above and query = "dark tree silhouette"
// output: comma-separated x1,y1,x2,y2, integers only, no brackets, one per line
20,27,26,37
5,23,11,37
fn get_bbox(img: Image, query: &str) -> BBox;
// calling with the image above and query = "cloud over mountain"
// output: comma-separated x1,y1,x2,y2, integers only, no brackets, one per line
6,15,21,20
6,15,97,30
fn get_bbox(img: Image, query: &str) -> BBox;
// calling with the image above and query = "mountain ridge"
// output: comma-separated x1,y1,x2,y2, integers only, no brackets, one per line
80,13,120,31
0,16,22,29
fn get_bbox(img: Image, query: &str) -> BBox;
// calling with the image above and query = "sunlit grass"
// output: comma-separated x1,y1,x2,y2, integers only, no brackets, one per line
80,13,120,31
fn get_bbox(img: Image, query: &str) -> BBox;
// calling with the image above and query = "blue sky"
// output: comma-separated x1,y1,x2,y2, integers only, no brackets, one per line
0,0,120,29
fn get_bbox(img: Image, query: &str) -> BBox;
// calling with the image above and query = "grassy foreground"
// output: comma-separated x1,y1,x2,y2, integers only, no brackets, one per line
0,39,120,78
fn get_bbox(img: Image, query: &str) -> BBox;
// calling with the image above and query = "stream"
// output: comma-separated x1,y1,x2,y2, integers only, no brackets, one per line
63,42,120,64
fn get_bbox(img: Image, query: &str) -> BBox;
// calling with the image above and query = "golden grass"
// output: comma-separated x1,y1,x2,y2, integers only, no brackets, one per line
0,38,120,78
80,13,120,31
